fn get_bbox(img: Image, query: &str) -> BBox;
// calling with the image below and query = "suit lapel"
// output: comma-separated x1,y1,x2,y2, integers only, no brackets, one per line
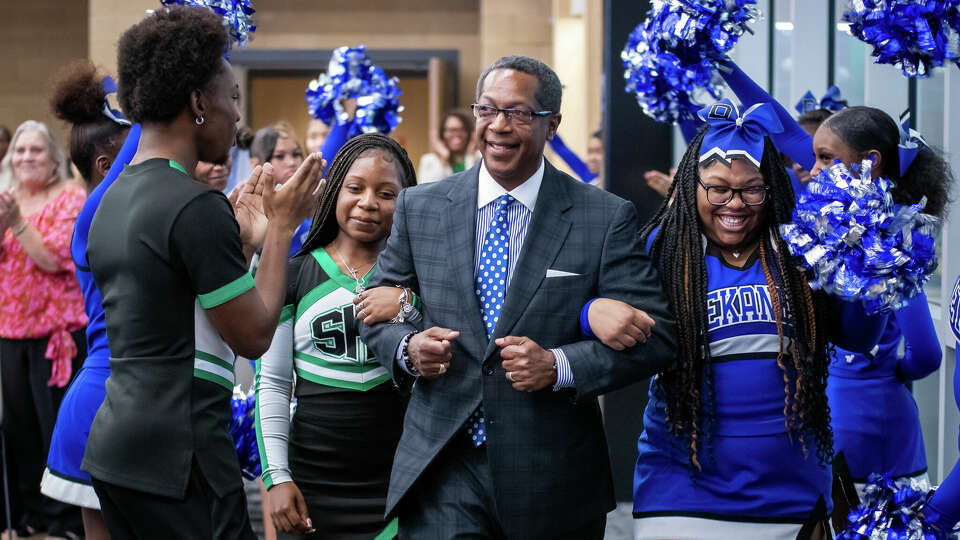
484,162,572,359
443,168,488,358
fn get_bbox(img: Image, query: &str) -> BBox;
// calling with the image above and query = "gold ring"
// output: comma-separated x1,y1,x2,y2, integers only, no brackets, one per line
438,363,447,375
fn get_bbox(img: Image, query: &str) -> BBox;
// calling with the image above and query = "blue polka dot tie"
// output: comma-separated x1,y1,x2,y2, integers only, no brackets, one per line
466,193,514,447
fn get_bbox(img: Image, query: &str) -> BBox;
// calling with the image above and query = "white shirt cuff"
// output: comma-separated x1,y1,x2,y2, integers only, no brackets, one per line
551,348,574,390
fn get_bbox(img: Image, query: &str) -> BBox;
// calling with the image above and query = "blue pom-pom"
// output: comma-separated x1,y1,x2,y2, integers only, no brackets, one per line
305,45,404,136
836,473,959,539
229,387,261,481
842,0,960,78
160,0,256,48
621,0,759,124
779,159,939,315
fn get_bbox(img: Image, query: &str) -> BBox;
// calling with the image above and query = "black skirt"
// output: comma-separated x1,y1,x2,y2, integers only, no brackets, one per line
283,386,405,540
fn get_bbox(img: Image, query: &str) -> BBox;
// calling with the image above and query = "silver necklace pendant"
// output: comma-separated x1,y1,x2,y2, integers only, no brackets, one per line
732,251,741,259
354,276,366,294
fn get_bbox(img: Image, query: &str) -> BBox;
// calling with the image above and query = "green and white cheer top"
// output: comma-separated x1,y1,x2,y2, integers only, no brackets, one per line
255,248,394,488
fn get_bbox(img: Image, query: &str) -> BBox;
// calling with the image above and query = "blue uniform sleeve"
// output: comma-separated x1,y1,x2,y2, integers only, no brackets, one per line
717,59,815,171
71,124,141,269
319,120,352,177
825,297,888,353
548,134,597,183
679,117,703,144
893,292,942,380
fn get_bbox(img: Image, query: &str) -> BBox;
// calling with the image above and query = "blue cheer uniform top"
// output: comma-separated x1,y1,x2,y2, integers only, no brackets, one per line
633,229,829,540
828,294,940,486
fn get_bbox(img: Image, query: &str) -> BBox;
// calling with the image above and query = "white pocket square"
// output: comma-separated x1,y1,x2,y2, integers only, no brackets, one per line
545,268,580,278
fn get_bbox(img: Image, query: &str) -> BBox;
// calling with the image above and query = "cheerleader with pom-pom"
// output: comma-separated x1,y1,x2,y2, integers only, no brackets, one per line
583,100,888,539
719,56,951,494
808,106,952,496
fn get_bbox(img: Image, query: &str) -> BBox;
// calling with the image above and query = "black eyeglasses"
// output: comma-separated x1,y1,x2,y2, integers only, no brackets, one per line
470,104,553,125
697,179,768,206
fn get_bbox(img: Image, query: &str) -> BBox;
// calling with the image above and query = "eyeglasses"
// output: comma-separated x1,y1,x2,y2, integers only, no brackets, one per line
471,104,553,125
697,179,768,206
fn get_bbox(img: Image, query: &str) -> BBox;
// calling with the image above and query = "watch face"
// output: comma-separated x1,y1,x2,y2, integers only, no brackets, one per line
401,304,415,315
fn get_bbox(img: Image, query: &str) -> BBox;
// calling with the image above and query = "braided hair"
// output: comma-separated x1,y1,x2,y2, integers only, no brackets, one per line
298,133,417,255
640,128,833,469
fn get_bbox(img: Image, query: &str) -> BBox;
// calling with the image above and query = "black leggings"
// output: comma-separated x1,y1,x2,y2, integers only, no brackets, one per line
0,331,84,535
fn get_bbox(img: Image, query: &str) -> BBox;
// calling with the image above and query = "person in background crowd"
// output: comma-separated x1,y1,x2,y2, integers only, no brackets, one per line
81,7,323,538
41,59,133,540
0,125,15,193
0,119,87,539
417,110,480,183
585,129,604,185
250,121,305,186
224,126,254,194
359,54,676,539
586,101,887,539
0,125,11,161
257,133,417,539
195,153,233,191
305,118,330,153
812,106,951,495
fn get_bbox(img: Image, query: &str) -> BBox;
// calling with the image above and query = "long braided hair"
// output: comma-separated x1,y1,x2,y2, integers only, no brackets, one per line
640,128,833,469
297,133,417,255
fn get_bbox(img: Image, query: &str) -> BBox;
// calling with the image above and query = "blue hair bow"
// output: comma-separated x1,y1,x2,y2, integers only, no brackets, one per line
698,99,784,167
898,113,927,177
794,86,846,115
102,76,131,126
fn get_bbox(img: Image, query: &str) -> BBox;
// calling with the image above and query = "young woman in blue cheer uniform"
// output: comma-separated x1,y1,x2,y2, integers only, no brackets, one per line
810,106,951,494
39,60,135,540
585,99,886,540
720,60,951,492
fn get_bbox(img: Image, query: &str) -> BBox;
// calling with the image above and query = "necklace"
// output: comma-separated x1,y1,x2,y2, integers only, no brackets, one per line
333,245,375,294
732,250,741,259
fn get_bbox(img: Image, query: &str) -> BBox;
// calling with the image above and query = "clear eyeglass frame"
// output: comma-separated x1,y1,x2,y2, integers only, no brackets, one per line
470,103,553,125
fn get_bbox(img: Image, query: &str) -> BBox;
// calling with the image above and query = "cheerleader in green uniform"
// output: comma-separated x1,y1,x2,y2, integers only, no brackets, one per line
256,133,417,539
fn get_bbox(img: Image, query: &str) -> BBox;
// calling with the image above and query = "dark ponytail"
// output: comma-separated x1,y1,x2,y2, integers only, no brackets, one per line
824,106,952,218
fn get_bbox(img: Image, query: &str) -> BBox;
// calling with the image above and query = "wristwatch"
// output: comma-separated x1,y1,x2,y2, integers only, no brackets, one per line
390,287,415,324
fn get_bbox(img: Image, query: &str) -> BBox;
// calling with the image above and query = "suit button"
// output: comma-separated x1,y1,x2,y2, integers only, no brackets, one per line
483,365,495,376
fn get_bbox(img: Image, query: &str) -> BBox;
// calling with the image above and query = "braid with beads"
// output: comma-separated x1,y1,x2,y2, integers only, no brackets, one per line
640,128,833,468
297,133,418,256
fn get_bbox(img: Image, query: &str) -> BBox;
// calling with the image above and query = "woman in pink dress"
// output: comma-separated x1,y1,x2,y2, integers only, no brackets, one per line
0,120,87,538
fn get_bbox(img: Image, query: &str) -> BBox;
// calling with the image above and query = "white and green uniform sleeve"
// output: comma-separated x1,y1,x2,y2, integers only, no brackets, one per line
255,304,296,489
193,301,238,390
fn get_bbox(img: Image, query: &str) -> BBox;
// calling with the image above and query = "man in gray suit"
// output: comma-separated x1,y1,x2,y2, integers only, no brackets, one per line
359,55,675,539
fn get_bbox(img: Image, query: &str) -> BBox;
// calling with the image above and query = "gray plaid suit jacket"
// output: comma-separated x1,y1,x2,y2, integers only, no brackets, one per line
360,160,676,538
